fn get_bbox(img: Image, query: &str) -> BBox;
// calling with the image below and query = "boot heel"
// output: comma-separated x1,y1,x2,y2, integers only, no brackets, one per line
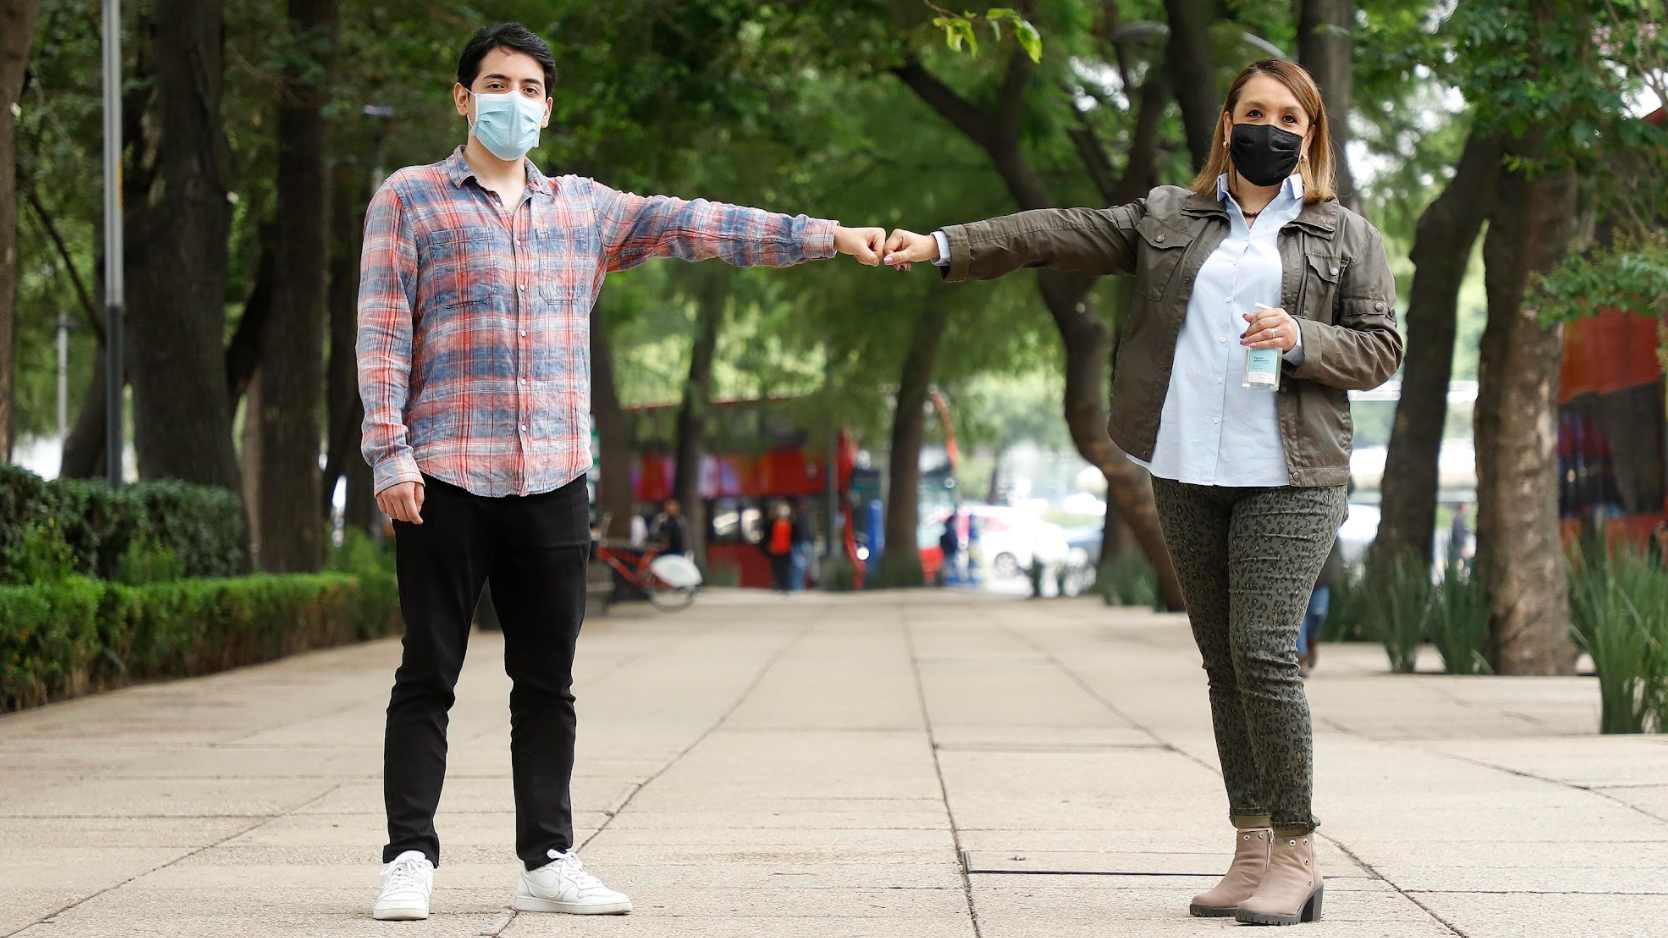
1302,883,1324,922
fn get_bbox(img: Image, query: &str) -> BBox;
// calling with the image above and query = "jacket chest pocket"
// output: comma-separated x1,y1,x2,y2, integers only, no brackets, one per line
1135,218,1191,302
1296,250,1344,324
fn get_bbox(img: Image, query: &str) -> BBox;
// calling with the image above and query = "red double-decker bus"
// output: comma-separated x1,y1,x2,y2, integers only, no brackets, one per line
604,396,956,588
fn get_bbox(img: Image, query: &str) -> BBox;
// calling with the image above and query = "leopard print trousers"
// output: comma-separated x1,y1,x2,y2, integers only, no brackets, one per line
1150,478,1348,834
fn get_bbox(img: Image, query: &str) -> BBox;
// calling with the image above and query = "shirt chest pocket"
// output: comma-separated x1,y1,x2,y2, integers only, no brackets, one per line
1135,217,1191,302
417,225,510,315
1296,250,1345,324
527,220,597,285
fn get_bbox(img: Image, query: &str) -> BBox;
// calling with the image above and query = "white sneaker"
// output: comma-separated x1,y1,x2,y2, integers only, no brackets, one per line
511,849,632,915
373,850,434,921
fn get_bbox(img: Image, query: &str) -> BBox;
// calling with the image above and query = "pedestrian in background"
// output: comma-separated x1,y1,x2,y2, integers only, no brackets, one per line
765,502,794,592
1297,539,1342,677
939,511,962,586
653,499,687,557
788,499,816,591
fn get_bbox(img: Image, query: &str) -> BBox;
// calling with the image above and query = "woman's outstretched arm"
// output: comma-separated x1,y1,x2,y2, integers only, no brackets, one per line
883,201,1146,282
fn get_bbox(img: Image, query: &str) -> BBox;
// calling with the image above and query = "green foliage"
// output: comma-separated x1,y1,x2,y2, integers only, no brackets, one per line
1570,542,1668,734
1097,552,1159,608
0,572,402,711
929,4,1044,62
328,529,394,578
0,465,246,584
1529,232,1668,326
1364,552,1432,673
6,520,78,585
1428,562,1493,675
114,537,186,587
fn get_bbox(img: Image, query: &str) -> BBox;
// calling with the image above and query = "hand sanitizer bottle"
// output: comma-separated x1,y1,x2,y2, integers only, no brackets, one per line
1242,303,1282,392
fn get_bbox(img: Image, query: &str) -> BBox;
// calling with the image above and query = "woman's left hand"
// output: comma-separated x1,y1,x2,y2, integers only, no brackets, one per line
1241,307,1298,352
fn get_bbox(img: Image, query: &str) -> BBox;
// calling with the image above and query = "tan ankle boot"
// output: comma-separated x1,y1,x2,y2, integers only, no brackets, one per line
1188,827,1271,917
1236,831,1323,925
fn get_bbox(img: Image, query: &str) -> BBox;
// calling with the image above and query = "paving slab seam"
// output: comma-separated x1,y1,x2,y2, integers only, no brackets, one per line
1,781,346,938
1318,832,1468,936
903,603,985,938
1431,750,1668,827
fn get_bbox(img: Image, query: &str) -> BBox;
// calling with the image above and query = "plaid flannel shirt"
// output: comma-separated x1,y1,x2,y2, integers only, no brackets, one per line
357,147,839,498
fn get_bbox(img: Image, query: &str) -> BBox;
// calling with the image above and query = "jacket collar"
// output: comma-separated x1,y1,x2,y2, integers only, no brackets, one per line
1181,175,1340,238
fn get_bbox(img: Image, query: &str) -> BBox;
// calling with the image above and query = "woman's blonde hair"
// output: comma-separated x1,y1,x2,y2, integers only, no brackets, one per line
1190,59,1335,204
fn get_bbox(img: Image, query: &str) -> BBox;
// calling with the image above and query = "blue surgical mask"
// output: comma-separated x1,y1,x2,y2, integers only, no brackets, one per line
469,90,545,161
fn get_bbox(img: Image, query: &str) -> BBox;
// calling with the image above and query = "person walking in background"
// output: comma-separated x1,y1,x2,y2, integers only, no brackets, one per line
764,502,795,592
359,22,886,923
652,499,687,557
788,498,816,591
1297,539,1343,677
881,59,1402,926
939,511,962,586
1447,502,1473,574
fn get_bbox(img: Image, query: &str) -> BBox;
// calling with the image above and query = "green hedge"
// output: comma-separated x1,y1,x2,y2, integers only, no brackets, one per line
0,572,400,711
0,464,246,584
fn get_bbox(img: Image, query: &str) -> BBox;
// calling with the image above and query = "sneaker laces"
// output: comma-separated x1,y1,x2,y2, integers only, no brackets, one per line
548,850,606,892
383,855,428,893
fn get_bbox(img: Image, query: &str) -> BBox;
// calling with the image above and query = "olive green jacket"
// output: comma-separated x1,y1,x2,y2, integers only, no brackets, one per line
939,184,1404,488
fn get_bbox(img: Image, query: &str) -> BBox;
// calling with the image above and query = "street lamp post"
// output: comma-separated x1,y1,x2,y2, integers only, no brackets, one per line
101,0,124,486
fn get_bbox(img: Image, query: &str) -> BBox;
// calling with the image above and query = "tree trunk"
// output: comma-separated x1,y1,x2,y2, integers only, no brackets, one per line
875,298,950,588
225,224,275,414
322,158,368,530
894,55,1186,611
1476,150,1578,676
256,0,336,573
1297,0,1357,210
127,1,241,490
1373,132,1500,571
0,0,40,460
591,302,633,540
60,341,107,479
672,266,725,567
1163,0,1218,170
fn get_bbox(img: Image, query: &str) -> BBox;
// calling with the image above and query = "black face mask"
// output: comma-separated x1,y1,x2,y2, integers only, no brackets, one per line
1229,123,1303,187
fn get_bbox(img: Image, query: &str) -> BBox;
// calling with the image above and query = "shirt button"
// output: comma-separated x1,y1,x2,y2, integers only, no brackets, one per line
1374,301,1385,311
520,378,529,385
1154,234,1165,242
519,330,528,337
518,284,527,292
519,424,528,433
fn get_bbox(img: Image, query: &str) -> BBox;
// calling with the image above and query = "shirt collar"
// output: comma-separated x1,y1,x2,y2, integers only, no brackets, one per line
1216,172,1305,207
443,146,555,200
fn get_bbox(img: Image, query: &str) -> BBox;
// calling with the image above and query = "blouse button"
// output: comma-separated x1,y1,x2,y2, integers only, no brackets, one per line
1329,265,1340,276
1374,301,1385,312
1154,233,1166,242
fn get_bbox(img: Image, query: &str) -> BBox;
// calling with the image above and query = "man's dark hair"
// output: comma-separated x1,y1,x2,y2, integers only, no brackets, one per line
457,23,557,92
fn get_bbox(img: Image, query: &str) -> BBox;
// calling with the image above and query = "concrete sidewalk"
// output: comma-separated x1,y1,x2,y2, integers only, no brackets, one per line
3,590,1665,938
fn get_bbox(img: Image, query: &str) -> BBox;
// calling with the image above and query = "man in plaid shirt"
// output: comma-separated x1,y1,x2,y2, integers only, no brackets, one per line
361,23,885,922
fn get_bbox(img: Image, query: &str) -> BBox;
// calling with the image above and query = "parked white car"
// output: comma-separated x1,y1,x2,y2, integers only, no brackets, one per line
957,504,1071,578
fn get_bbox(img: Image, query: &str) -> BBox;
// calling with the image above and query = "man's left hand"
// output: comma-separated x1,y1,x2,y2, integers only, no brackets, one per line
833,226,886,266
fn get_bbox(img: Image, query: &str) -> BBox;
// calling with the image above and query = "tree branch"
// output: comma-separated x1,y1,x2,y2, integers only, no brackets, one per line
892,58,996,151
23,188,103,342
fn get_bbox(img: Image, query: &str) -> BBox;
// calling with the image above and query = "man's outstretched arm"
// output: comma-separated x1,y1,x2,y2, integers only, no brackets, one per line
591,182,884,272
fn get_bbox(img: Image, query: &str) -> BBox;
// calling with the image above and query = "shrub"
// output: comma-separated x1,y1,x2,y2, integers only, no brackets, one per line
0,572,401,711
1320,564,1372,642
1098,552,1159,608
1364,552,1431,674
0,464,246,584
1570,543,1668,734
1428,562,1492,676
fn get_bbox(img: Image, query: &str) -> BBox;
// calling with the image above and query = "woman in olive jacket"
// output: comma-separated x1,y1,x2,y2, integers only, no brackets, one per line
883,59,1402,926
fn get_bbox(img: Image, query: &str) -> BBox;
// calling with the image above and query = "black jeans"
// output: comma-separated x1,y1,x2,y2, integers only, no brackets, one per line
383,474,590,871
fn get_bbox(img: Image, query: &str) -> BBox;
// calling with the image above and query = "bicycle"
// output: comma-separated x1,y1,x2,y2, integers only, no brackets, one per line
592,541,702,612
